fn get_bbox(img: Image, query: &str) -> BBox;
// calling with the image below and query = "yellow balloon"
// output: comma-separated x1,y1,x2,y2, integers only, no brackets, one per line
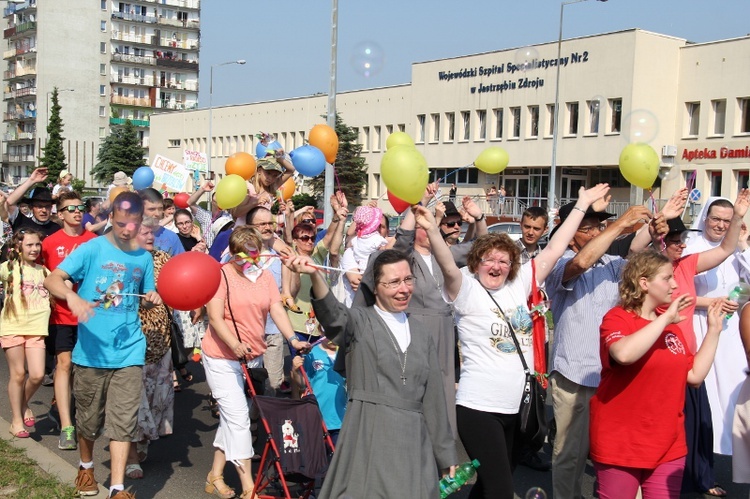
215,174,248,210
381,145,429,204
385,131,415,150
619,143,659,189
474,147,510,174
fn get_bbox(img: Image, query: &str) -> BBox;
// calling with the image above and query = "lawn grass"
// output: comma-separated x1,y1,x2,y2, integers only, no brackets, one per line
0,437,76,498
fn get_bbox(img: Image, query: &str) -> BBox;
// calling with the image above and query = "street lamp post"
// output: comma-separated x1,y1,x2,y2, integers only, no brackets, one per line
548,0,607,226
207,59,246,177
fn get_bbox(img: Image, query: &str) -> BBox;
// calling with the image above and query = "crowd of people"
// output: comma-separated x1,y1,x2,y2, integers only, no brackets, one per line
1,161,750,499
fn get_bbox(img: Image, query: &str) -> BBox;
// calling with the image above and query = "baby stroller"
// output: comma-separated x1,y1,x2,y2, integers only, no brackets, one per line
242,363,335,499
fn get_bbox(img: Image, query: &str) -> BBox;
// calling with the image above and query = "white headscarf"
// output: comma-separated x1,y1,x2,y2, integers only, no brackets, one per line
690,196,731,231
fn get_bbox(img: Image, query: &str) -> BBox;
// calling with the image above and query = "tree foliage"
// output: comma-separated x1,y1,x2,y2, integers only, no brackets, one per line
91,120,145,184
307,113,368,207
39,87,67,180
291,192,318,209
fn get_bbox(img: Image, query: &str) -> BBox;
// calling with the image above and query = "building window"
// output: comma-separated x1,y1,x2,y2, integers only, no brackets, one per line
100,63,106,75
547,104,555,136
587,99,600,134
567,102,579,135
99,85,106,96
740,98,750,134
99,106,105,117
101,0,106,10
99,127,106,138
100,42,107,54
510,107,521,138
430,167,479,185
398,123,405,133
386,124,393,135
711,99,726,135
686,102,700,136
431,113,440,142
476,110,487,140
362,126,370,151
372,173,381,198
493,108,503,140
374,125,381,151
461,111,470,141
528,106,539,138
169,139,181,147
711,171,722,197
416,115,425,143
609,99,622,133
101,20,107,32
445,112,455,142
738,171,749,190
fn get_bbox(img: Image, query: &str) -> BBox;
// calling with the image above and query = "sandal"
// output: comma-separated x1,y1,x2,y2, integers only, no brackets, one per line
136,441,149,463
205,472,235,499
179,368,193,383
9,426,30,438
704,484,727,497
125,463,143,479
23,410,35,428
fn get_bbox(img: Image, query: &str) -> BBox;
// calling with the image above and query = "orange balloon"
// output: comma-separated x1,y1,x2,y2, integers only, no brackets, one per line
225,152,256,180
308,124,339,164
279,177,296,201
109,186,130,203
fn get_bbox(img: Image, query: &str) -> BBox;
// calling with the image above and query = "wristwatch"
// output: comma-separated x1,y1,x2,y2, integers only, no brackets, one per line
475,213,485,222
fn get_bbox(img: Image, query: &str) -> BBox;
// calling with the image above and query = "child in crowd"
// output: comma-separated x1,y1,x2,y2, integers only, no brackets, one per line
291,337,346,446
0,229,51,438
340,206,387,306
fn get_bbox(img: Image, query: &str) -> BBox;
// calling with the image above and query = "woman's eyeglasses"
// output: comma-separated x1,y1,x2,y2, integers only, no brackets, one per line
300,219,315,225
378,276,417,289
60,204,86,213
295,235,315,242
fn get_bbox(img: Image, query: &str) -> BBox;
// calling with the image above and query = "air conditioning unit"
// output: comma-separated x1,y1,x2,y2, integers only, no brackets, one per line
662,145,677,157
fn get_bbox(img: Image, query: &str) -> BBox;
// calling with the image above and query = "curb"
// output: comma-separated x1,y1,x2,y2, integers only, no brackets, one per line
0,414,110,496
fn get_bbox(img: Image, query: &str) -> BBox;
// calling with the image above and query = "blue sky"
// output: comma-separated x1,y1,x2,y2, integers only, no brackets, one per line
199,0,750,107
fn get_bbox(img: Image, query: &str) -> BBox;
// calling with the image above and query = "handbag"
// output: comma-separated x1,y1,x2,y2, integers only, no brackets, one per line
484,288,548,451
167,306,188,369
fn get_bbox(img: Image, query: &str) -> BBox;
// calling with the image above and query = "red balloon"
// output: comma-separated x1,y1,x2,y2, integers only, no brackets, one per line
157,252,222,310
174,192,190,209
388,191,411,214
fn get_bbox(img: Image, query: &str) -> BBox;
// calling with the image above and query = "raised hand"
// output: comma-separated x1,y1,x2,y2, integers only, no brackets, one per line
577,183,610,209
733,188,750,218
412,204,437,231
29,167,49,184
665,293,693,324
591,194,612,213
617,205,653,229
286,255,321,275
706,299,725,332
462,196,483,220
660,187,688,220
434,201,446,221
336,190,348,210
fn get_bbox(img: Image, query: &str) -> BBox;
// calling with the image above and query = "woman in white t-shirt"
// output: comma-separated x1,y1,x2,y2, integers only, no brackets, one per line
412,182,610,499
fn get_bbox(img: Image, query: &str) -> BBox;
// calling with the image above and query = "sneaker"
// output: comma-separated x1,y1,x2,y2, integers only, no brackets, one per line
58,426,77,450
108,490,135,499
74,466,98,496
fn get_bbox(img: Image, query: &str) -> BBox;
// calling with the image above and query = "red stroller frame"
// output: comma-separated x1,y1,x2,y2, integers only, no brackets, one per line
241,363,336,499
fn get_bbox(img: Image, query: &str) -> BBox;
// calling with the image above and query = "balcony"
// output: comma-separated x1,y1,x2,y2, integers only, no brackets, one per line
111,74,155,86
4,27,14,38
2,153,35,163
3,110,36,120
13,21,36,35
155,56,198,71
4,86,36,99
140,0,199,10
112,52,156,66
157,80,199,92
156,101,197,111
157,38,199,51
3,131,35,141
4,66,37,79
110,95,152,107
111,32,151,44
110,117,150,127
111,11,157,24
4,0,36,18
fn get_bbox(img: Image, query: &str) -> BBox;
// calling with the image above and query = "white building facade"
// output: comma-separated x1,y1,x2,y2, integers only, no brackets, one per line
150,29,750,217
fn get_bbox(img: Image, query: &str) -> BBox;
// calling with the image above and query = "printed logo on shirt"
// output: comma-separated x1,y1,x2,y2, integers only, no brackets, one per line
282,419,300,453
664,333,686,355
489,305,532,355
604,331,624,345
312,359,325,371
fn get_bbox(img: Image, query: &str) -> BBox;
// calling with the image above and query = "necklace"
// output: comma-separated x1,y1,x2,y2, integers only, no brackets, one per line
384,317,410,385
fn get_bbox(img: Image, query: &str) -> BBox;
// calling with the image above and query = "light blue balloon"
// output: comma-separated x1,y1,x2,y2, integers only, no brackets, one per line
290,145,326,177
255,140,284,159
132,166,155,190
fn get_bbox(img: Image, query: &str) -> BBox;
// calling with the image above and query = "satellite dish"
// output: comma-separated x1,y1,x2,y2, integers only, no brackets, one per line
28,103,35,111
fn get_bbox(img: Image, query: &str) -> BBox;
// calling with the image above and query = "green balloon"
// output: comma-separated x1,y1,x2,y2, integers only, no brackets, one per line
215,174,248,210
619,143,659,189
385,131,415,150
381,145,429,204
474,147,509,174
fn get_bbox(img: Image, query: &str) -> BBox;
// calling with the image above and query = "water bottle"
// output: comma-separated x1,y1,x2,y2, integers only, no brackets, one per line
727,285,743,319
439,459,480,498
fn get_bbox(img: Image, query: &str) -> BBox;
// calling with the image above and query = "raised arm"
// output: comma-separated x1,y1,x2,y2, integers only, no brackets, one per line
413,205,462,301
533,183,610,282
8,167,48,207
696,189,750,274
187,180,213,210
462,196,487,238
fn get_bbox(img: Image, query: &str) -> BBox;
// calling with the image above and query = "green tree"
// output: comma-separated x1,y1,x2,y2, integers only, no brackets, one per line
307,113,368,207
39,87,67,180
91,120,145,184
291,192,318,209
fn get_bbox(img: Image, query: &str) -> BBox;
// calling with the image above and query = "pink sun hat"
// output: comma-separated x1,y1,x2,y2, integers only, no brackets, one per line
353,206,383,237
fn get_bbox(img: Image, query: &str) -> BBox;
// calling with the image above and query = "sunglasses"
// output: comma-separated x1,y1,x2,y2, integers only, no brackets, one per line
441,221,462,228
60,204,86,213
300,219,315,225
295,235,315,242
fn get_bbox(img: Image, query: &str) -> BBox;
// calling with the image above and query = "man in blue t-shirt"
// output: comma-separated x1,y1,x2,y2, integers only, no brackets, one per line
140,188,184,256
45,191,161,499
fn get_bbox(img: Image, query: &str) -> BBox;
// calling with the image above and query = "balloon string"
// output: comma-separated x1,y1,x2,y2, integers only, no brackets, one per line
332,163,343,192
686,170,697,193
649,188,666,252
437,163,474,183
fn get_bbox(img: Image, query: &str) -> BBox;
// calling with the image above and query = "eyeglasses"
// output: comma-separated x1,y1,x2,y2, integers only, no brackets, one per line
31,203,52,210
441,221,463,228
707,215,732,226
60,204,86,213
577,223,607,234
665,231,690,246
479,258,512,268
175,220,193,226
300,219,315,225
295,235,315,242
378,276,416,289
250,221,277,228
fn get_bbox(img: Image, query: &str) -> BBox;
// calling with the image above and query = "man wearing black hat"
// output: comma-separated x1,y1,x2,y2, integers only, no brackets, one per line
437,200,466,246
6,167,61,238
546,201,656,499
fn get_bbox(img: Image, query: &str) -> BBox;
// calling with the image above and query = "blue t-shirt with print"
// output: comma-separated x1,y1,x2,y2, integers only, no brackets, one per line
59,236,155,369
303,344,347,430
154,226,184,257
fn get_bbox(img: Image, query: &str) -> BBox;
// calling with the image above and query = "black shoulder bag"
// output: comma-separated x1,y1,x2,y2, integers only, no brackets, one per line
484,288,548,451
167,306,188,369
